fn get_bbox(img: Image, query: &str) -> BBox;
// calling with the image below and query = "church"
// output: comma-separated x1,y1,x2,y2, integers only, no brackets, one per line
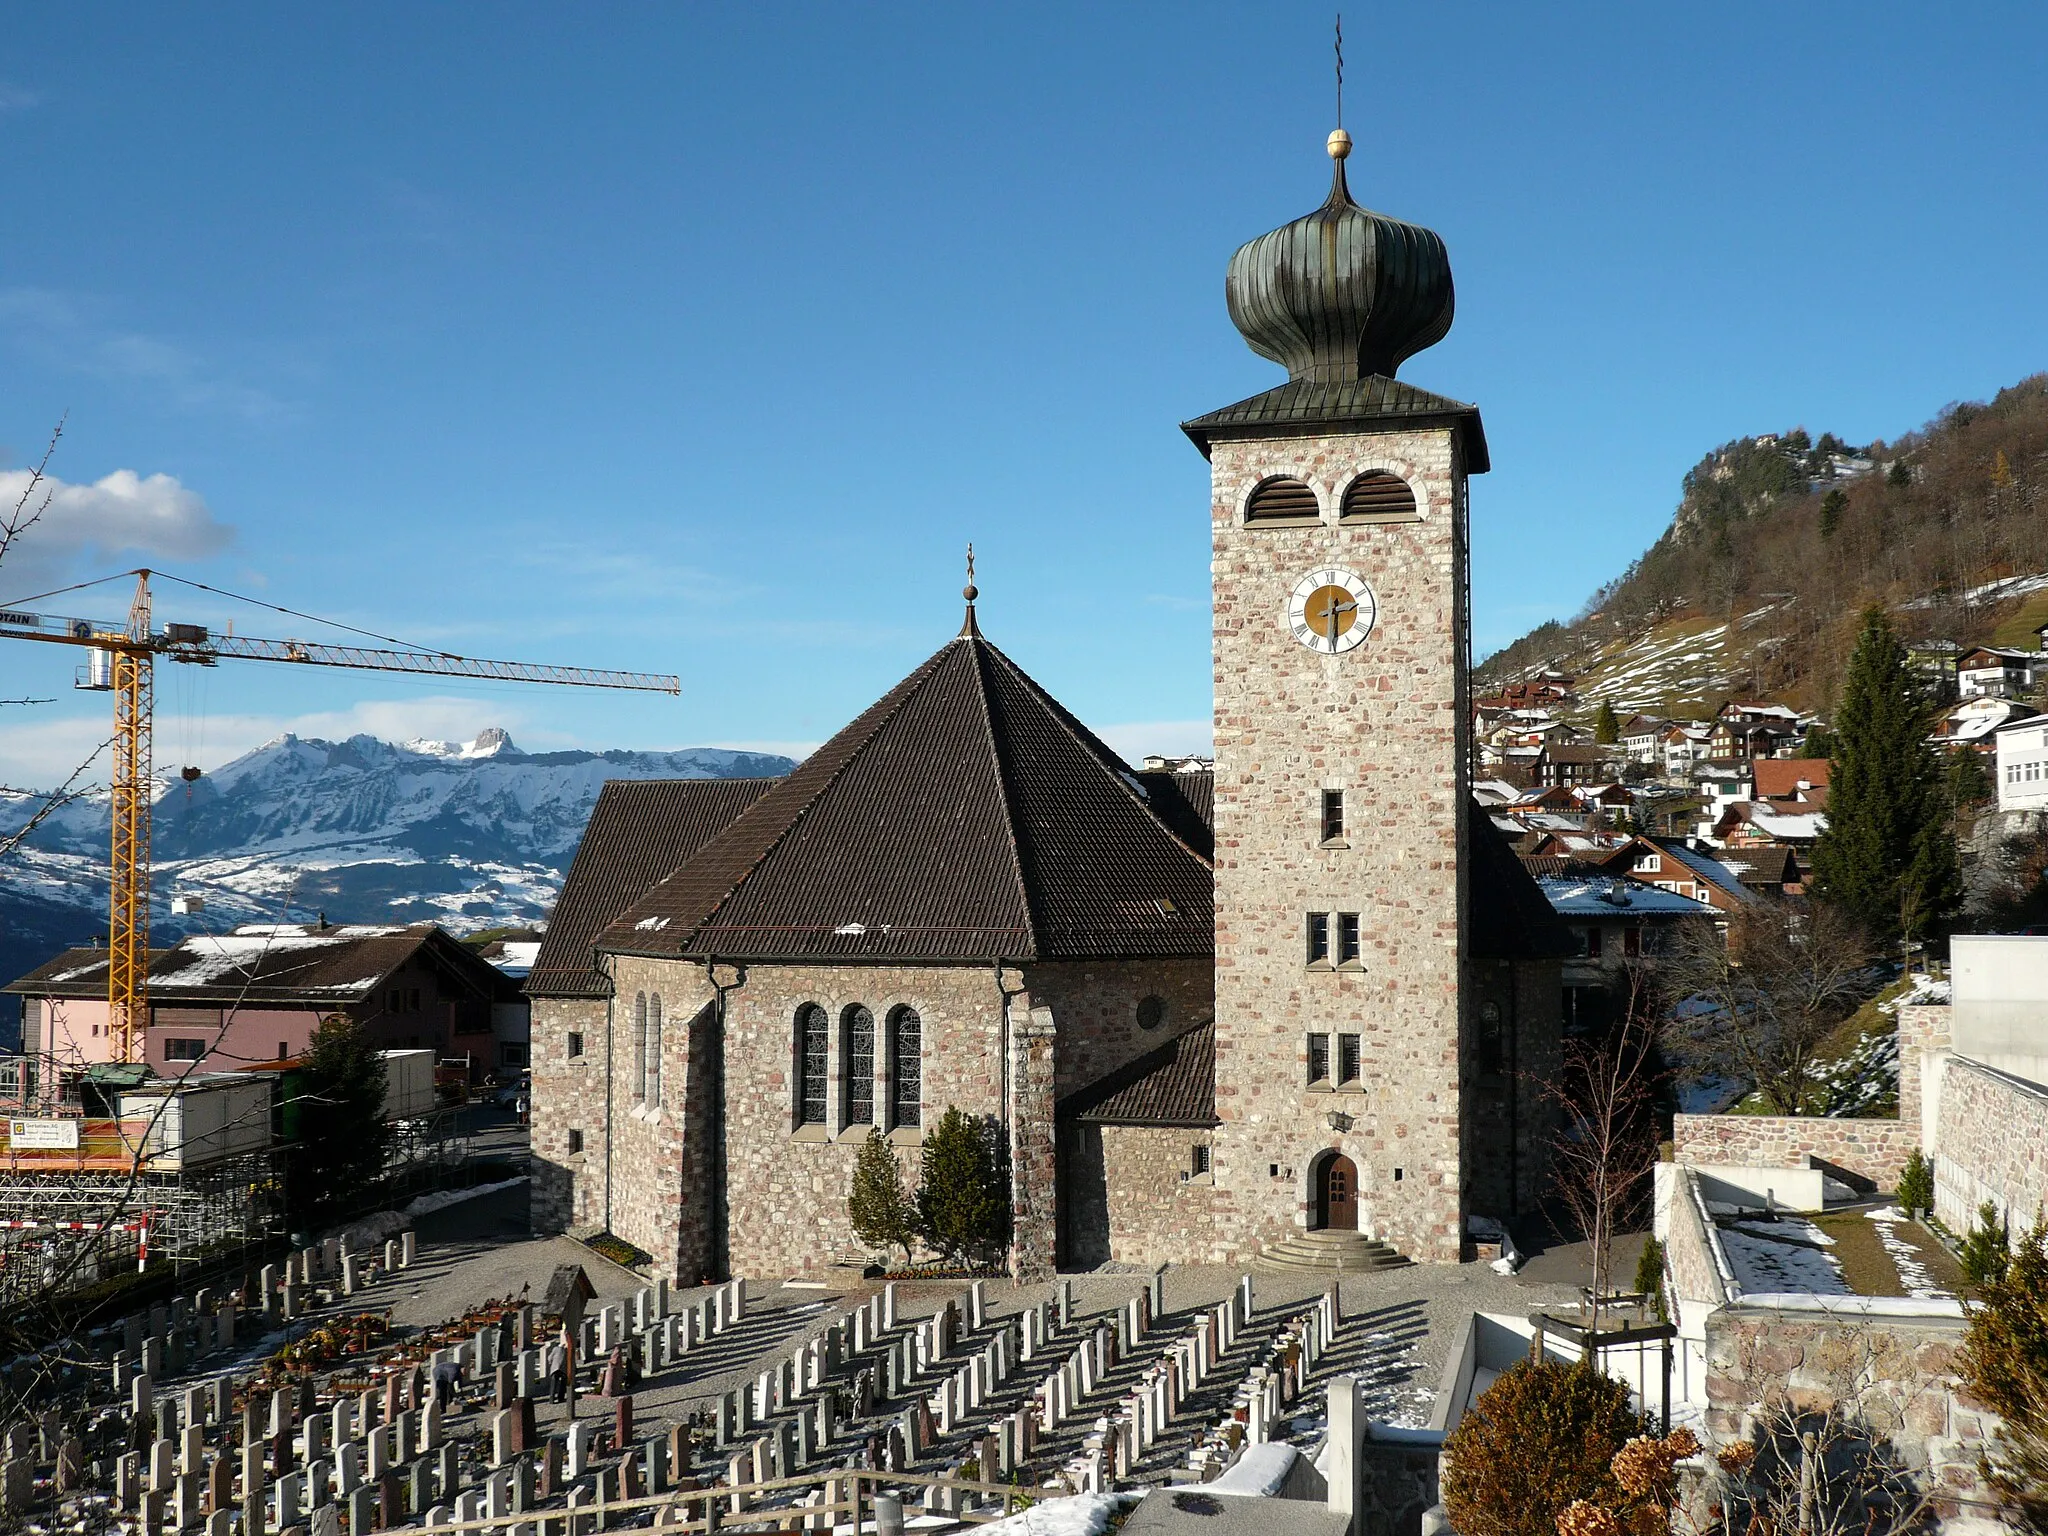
527,128,1569,1282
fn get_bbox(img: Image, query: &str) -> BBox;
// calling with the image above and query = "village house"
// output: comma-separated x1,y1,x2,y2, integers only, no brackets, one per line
1956,643,2046,700
1996,712,2048,814
3,923,520,1087
1749,758,1831,809
1933,695,2039,752
1618,713,1667,763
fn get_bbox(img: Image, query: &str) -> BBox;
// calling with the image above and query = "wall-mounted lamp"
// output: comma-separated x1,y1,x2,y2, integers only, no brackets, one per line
1325,1110,1354,1133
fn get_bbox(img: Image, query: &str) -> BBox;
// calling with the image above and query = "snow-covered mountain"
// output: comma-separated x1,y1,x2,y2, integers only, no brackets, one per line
0,729,795,968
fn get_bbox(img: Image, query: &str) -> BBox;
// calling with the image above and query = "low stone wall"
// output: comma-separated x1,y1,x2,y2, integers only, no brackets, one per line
1702,1298,2001,1536
1655,1164,1730,1314
1934,1057,2048,1234
1672,1114,1916,1193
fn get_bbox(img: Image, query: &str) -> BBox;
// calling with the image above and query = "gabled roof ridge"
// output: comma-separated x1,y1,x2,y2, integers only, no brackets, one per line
976,637,1215,870
961,635,1042,960
603,645,959,956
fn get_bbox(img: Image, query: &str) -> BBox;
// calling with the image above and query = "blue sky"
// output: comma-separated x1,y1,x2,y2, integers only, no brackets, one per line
3,4,2046,785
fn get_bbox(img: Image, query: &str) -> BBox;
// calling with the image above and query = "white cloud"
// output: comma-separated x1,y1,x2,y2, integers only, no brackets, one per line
0,467,232,601
1095,720,1213,765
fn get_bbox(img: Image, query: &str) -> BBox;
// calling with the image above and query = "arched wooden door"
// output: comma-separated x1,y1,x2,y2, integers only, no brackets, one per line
1314,1152,1359,1231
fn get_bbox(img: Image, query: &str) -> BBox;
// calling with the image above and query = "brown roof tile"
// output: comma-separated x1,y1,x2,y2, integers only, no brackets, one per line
598,630,1214,964
527,778,777,997
1060,1021,1217,1126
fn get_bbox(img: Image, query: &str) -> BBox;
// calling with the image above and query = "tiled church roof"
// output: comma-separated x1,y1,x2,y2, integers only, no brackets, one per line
527,778,776,998
1060,1021,1217,1127
596,628,1215,965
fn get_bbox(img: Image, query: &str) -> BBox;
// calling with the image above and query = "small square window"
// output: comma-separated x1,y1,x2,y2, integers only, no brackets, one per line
567,1129,584,1155
1336,913,1361,966
276,1041,288,1061
1337,1033,1360,1086
1393,1167,1403,1182
1305,913,1331,966
164,1038,208,1062
567,1032,585,1059
1320,789,1345,844
1306,1032,1331,1086
1191,1145,1211,1177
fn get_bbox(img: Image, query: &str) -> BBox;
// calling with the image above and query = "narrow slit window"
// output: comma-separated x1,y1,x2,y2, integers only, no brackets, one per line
889,1006,922,1129
1338,1033,1361,1087
1321,789,1345,843
1191,1145,1212,1177
646,993,663,1109
844,1005,875,1125
1306,1033,1331,1086
1306,912,1331,966
1336,912,1361,966
633,992,649,1104
796,1004,829,1126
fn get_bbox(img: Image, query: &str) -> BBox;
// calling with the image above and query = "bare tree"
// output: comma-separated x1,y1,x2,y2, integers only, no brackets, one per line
1659,900,1877,1115
1543,963,1662,1330
0,416,63,574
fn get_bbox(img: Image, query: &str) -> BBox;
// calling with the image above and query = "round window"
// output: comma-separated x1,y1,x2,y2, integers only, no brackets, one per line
1136,995,1166,1031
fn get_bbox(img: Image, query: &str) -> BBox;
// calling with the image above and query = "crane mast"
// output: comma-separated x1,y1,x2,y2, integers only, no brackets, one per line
0,569,680,1062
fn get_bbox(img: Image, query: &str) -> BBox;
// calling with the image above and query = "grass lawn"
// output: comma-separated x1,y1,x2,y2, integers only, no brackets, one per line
1811,1208,1969,1298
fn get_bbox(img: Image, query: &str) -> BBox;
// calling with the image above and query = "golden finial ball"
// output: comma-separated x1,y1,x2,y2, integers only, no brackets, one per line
963,584,978,602
1327,128,1352,160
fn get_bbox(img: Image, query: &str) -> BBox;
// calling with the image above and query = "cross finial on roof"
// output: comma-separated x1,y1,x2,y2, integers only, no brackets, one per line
960,543,980,637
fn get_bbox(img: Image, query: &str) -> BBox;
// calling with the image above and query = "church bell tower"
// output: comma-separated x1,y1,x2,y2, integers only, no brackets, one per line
1184,129,1489,1265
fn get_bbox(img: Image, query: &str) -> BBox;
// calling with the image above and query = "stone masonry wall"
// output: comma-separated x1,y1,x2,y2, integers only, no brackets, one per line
1703,1300,2004,1536
1673,1114,1916,1193
1461,958,1561,1223
1897,1002,1951,1141
1061,1122,1216,1269
1022,958,1213,1098
710,961,1006,1281
1208,425,1468,1265
528,995,607,1234
1933,1057,2048,1234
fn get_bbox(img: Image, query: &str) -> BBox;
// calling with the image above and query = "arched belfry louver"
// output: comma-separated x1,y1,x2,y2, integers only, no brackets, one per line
1244,476,1321,525
1340,472,1419,523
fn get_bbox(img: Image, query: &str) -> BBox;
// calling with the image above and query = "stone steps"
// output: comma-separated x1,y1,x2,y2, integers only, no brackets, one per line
1252,1228,1412,1273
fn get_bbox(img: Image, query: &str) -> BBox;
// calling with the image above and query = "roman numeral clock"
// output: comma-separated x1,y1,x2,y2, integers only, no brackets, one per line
1286,567,1377,654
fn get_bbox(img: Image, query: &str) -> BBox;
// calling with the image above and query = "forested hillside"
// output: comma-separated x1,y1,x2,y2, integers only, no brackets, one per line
1480,375,2048,717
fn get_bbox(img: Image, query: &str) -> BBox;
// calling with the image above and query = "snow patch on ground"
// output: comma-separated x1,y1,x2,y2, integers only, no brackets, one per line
1865,1207,1952,1301
963,1493,1136,1536
1879,973,1951,1012
401,1176,529,1219
1720,1216,1851,1296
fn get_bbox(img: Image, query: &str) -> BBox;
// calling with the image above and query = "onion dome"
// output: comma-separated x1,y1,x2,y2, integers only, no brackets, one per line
1225,129,1455,383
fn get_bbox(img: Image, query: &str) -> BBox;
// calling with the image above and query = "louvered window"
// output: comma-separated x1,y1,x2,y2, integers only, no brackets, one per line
1244,476,1321,525
889,1006,922,1129
646,993,663,1109
1340,471,1419,523
632,992,649,1104
796,1004,829,1126
843,1005,875,1125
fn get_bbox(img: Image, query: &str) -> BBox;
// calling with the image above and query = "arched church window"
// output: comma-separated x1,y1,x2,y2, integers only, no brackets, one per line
632,992,649,1104
888,1006,922,1130
796,1004,829,1126
1339,471,1418,523
843,1005,875,1125
1244,476,1321,526
647,993,663,1108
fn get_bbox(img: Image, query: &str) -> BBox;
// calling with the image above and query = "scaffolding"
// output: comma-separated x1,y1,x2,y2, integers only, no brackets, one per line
0,1146,285,1303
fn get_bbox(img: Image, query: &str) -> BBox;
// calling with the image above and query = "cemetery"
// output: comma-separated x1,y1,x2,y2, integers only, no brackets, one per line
0,1221,1433,1536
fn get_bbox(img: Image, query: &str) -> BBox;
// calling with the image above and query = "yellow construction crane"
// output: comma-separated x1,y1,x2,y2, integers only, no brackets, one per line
0,568,681,1062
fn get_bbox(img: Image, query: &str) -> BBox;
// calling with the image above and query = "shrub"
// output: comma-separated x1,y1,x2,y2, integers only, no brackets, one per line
1441,1357,1642,1536
915,1108,1010,1267
848,1127,916,1265
1960,1221,2048,1534
1896,1148,1934,1216
1962,1200,2013,1288
1634,1235,1668,1320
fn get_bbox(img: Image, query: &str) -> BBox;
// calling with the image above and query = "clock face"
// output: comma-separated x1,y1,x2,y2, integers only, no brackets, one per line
1287,567,1377,654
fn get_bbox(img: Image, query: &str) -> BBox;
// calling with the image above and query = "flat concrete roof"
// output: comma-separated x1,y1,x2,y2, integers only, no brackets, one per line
1120,1488,1348,1536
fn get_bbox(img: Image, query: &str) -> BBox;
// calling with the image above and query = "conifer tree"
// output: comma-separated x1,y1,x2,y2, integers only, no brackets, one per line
915,1107,1010,1267
1593,701,1620,744
847,1126,915,1266
292,1014,391,1230
1809,606,1960,940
